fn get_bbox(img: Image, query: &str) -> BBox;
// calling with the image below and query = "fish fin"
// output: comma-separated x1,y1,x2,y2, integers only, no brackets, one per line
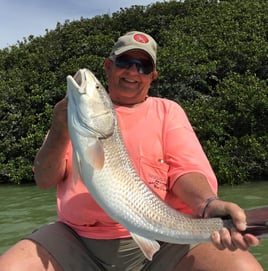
72,150,82,184
130,232,160,261
85,138,105,170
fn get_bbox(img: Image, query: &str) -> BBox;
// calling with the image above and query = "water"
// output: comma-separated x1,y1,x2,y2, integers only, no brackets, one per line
0,185,57,253
0,182,268,269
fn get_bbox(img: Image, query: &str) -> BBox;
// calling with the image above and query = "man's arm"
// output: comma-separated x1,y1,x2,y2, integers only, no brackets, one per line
172,172,260,250
34,97,70,189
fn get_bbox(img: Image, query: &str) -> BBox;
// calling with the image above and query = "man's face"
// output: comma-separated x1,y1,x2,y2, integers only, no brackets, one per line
104,50,157,106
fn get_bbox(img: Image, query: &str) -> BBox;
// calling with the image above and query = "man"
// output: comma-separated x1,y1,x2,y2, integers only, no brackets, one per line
0,31,263,271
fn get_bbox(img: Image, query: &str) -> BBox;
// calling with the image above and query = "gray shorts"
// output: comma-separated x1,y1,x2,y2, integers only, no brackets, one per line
26,222,198,271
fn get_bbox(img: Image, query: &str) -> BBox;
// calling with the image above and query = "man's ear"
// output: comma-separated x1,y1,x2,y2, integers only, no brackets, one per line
104,58,113,70
152,70,158,81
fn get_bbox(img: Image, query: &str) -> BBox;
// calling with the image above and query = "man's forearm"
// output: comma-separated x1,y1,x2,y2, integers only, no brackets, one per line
171,172,217,216
34,124,70,189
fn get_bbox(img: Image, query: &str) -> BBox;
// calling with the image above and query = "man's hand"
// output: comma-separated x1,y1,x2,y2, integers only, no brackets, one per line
207,200,261,250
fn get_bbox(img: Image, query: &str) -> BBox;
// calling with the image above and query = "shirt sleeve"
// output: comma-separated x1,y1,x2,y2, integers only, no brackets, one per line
163,101,218,194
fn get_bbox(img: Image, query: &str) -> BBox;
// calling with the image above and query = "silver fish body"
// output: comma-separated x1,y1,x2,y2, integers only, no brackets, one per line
67,68,231,259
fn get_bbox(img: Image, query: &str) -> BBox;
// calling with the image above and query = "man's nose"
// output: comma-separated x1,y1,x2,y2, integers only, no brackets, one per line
127,63,139,73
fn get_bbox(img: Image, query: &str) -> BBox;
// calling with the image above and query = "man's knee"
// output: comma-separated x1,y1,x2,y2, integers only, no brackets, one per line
0,239,61,271
176,243,263,271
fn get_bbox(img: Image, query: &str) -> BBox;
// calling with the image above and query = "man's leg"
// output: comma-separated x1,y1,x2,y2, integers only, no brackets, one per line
176,242,263,271
0,239,62,271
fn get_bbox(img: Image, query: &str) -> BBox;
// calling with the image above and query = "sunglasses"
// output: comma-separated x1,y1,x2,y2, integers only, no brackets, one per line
113,56,154,75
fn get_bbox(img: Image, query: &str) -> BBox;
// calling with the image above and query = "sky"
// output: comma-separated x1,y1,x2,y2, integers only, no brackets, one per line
0,0,165,49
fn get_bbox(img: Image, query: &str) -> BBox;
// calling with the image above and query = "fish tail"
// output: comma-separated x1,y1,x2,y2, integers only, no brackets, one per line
243,207,268,238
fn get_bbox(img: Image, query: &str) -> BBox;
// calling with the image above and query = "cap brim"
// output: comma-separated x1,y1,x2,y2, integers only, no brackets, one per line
113,46,156,66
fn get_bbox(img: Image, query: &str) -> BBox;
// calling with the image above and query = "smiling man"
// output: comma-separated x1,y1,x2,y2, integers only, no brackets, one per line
0,31,263,271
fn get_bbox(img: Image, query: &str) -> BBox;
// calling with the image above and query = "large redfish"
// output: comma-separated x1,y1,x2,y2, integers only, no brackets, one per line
67,68,268,260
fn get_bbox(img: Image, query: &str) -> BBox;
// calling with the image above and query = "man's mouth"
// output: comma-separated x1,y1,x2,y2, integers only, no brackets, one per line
122,77,138,84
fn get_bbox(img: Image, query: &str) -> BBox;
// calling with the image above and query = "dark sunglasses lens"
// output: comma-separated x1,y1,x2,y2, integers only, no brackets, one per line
115,58,131,69
115,58,153,75
141,65,154,75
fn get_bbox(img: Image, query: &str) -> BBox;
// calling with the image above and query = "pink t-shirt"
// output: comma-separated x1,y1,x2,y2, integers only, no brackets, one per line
57,97,218,239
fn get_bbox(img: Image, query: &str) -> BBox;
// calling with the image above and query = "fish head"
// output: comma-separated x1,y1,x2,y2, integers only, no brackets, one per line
67,68,114,138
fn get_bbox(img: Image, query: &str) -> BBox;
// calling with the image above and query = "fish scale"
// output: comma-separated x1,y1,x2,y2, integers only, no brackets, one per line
67,68,267,260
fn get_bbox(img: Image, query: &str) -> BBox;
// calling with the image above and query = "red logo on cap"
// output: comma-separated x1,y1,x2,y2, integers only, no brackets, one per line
134,34,149,44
